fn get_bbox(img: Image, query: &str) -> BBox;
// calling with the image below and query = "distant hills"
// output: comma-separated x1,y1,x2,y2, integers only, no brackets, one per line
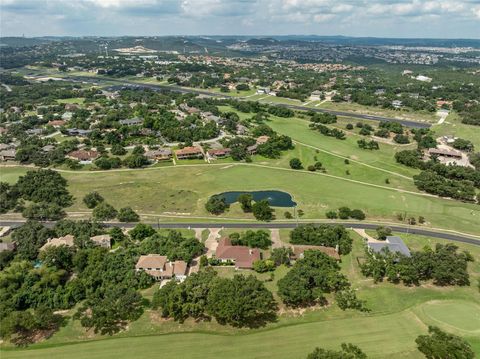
1,35,479,49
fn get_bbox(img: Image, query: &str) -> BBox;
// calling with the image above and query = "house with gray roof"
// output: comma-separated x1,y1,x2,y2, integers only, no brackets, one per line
119,117,144,126
367,236,411,257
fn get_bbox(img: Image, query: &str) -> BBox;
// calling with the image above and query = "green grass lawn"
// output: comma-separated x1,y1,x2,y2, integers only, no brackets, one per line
1,164,479,235
2,231,478,358
432,111,480,150
318,101,437,123
56,97,85,104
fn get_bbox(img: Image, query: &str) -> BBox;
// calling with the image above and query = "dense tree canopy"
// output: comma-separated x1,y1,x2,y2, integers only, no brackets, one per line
415,326,474,359
290,224,353,255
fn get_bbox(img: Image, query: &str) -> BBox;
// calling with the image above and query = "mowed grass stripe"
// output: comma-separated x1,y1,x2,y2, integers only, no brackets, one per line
1,311,425,359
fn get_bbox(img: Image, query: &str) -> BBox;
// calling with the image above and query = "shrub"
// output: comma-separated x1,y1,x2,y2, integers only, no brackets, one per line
326,210,338,219
117,207,140,222
289,158,303,169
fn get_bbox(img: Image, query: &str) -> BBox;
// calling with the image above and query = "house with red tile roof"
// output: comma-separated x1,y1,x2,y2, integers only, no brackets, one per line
215,238,261,269
175,146,203,159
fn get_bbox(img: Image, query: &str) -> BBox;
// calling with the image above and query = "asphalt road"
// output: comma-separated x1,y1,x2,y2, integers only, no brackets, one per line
2,220,478,246
64,75,431,129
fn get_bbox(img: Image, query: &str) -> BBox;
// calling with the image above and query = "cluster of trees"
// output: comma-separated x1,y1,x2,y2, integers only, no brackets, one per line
304,326,475,359
83,192,140,222
413,170,477,202
326,207,366,220
138,229,205,263
452,138,474,152
357,139,379,150
0,169,73,221
205,195,275,221
306,343,367,359
152,268,277,327
257,134,294,159
229,230,272,249
309,113,337,125
0,219,208,343
395,150,480,202
310,123,346,140
0,219,154,342
415,326,475,359
290,224,353,255
361,243,473,286
205,195,229,215
277,251,367,311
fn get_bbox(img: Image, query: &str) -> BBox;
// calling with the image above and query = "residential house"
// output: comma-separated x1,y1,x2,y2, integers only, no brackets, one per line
179,103,200,114
428,148,462,159
207,148,231,159
215,238,261,269
175,146,203,160
0,149,16,161
0,242,16,253
119,117,144,126
42,145,55,152
40,235,75,251
392,100,403,109
64,103,80,111
145,148,172,162
367,236,411,257
90,234,111,249
135,254,188,281
309,90,323,101
172,260,188,281
66,128,92,137
256,87,270,94
48,120,66,127
62,112,73,121
67,149,100,164
236,124,248,135
256,135,270,145
247,144,258,155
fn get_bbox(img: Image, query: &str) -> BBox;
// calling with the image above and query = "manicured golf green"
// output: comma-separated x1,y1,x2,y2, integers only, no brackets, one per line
419,301,480,333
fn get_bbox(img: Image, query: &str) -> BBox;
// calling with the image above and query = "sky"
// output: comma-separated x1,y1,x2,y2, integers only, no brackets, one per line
1,0,479,38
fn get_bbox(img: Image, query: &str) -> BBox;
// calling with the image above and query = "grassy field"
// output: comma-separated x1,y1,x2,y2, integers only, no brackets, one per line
2,231,478,359
318,101,438,123
432,111,480,150
56,97,85,104
1,164,479,234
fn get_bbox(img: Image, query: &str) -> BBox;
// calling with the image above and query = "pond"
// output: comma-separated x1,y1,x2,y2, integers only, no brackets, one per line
217,190,297,207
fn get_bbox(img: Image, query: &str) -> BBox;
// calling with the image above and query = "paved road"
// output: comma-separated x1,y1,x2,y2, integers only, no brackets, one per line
62,75,431,129
2,220,478,246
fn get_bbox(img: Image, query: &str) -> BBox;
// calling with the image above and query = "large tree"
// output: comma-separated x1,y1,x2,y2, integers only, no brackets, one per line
415,326,474,359
15,169,73,207
11,221,54,260
207,274,277,327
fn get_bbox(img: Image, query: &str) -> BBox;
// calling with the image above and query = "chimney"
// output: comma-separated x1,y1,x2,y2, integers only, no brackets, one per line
249,249,253,255
335,245,339,253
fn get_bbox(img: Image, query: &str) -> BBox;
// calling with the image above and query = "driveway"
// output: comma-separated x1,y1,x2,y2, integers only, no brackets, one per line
270,229,284,249
205,228,221,258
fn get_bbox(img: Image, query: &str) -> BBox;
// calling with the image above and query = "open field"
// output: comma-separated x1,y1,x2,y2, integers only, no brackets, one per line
56,97,85,104
1,164,479,234
432,111,480,150
2,231,478,358
318,101,438,123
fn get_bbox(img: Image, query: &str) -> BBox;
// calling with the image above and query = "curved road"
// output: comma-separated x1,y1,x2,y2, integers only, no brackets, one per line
61,75,431,129
1,220,478,246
